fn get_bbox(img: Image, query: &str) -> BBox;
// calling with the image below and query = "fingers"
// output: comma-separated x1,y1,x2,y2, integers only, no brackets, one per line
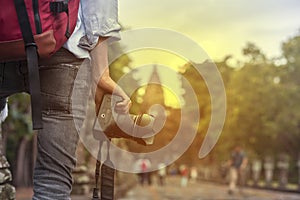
115,99,132,114
94,85,105,115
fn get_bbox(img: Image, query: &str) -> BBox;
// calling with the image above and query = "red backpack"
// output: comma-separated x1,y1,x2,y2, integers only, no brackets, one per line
0,0,80,129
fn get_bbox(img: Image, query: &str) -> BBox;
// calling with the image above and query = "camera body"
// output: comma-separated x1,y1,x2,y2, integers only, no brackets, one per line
94,94,159,145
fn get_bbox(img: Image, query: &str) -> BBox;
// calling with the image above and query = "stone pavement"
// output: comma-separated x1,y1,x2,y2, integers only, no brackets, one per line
15,176,300,200
120,176,300,200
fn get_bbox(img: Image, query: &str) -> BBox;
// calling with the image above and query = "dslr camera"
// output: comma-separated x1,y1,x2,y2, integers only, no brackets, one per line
93,94,162,145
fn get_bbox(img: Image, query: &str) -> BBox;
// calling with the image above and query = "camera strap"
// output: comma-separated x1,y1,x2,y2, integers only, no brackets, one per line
92,117,115,200
100,141,115,200
92,140,103,200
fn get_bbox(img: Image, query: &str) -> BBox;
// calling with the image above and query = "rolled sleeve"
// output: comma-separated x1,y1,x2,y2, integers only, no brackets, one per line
81,0,121,46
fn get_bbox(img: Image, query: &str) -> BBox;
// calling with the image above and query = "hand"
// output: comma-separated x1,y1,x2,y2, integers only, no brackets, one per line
94,86,132,115
115,95,132,114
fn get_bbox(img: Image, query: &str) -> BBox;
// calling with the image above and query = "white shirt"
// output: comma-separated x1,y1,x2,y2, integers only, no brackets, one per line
64,0,121,58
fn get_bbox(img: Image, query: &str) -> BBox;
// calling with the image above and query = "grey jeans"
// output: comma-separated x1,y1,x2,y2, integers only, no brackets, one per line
0,49,91,199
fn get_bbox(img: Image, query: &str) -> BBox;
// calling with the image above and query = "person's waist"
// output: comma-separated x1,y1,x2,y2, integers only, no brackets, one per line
39,48,85,66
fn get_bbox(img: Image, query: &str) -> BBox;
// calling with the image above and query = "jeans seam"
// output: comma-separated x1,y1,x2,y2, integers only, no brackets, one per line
67,67,78,113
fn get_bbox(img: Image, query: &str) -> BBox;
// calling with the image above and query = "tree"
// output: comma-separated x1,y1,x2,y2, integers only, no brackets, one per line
281,32,300,85
2,94,35,187
219,35,300,162
243,42,266,63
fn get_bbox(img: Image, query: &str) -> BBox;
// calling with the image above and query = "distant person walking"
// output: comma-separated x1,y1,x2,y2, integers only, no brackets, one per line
157,163,167,186
190,166,198,183
180,165,189,187
140,158,151,186
227,145,248,195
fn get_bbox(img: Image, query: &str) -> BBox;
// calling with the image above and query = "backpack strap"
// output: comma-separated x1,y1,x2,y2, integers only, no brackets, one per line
13,0,43,129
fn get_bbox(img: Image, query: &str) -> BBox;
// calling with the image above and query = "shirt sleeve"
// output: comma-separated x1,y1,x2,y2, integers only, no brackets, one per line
80,0,121,49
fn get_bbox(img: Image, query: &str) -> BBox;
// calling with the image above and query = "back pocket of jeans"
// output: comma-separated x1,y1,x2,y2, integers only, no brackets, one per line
39,64,79,114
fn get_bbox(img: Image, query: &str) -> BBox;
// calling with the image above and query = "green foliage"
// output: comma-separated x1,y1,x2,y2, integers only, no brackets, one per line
281,33,300,85
175,32,300,172
2,93,33,163
216,32,300,165
242,42,266,63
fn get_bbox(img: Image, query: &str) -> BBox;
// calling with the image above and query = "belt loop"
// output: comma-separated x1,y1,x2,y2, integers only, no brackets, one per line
18,61,28,75
0,63,5,86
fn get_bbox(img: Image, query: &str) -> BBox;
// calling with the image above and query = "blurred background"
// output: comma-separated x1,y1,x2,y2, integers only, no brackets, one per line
1,0,300,199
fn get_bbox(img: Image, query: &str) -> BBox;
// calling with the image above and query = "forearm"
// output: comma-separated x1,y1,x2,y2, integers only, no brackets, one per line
90,36,131,114
90,37,125,97
90,37,110,91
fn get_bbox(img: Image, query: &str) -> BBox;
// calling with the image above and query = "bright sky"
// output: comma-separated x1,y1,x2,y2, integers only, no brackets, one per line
118,0,300,107
119,0,300,62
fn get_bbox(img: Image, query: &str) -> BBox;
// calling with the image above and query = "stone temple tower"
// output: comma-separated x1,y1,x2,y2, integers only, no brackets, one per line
140,65,165,114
